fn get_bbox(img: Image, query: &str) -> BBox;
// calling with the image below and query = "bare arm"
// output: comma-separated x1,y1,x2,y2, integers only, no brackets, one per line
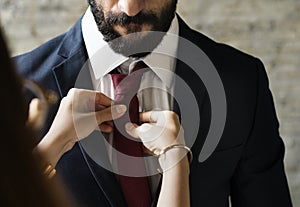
158,150,190,207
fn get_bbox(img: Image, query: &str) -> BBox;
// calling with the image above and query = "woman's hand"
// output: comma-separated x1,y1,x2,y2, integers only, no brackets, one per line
125,111,185,154
32,88,126,167
125,111,187,171
125,110,190,207
47,88,126,141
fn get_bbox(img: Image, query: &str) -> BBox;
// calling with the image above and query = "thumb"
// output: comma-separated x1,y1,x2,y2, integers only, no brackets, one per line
125,123,159,143
125,122,139,138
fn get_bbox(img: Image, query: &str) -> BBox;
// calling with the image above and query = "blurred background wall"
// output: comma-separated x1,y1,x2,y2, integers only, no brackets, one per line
0,0,299,205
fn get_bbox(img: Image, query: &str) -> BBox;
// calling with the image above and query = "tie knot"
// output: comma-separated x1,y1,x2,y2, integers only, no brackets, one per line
111,61,149,95
131,61,148,73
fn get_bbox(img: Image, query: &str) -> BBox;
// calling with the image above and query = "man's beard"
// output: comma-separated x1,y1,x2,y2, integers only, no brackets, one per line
88,0,177,57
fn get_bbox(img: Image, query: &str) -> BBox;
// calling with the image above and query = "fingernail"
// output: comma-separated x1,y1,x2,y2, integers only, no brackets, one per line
116,105,127,114
125,123,134,131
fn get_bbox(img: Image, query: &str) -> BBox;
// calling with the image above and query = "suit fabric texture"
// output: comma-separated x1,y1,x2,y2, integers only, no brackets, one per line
14,15,293,207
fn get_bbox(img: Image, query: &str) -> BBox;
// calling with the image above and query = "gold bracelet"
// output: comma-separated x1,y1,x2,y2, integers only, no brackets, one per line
158,144,193,165
43,164,56,179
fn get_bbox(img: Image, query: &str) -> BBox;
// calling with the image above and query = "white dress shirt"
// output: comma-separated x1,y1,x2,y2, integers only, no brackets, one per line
81,7,179,196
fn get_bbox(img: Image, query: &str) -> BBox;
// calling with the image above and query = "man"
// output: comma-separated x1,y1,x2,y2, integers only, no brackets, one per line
15,0,293,206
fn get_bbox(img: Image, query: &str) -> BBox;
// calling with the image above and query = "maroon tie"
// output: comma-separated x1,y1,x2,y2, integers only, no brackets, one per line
111,61,151,207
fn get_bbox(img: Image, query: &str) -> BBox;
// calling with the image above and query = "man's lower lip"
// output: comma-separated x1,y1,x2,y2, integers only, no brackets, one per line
128,22,138,25
122,23,141,30
120,22,139,27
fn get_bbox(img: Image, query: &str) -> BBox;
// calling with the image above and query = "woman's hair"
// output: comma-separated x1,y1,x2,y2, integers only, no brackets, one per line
0,28,72,207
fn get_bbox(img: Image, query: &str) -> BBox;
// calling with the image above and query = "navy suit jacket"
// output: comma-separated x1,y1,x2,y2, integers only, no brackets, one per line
14,15,293,207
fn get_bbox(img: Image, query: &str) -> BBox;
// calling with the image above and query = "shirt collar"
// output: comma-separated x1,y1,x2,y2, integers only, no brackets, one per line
82,7,179,88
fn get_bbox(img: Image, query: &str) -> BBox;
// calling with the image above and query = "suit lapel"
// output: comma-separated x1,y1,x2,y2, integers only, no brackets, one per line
52,19,126,207
173,16,208,149
52,49,90,96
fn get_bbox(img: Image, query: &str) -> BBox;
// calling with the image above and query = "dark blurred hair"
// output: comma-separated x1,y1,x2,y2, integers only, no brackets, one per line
0,28,72,207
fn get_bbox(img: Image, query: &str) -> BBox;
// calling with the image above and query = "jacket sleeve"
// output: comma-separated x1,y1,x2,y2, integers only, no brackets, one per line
230,59,293,207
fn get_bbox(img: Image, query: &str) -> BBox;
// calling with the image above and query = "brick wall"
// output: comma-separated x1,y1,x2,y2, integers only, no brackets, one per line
1,0,299,205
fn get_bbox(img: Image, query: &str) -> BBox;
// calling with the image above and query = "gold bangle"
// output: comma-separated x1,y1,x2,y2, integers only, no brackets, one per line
43,164,56,179
158,144,193,165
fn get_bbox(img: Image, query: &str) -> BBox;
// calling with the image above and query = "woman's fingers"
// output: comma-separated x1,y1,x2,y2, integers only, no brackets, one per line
94,104,106,112
27,98,48,131
94,91,113,107
67,88,113,111
125,123,139,138
139,111,153,123
28,98,41,123
140,111,179,126
95,104,127,124
98,123,113,133
105,121,113,127
139,111,159,123
125,123,163,143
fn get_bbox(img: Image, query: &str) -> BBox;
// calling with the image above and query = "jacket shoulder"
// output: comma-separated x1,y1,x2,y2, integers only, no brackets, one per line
191,27,260,69
13,33,66,78
13,17,84,80
191,27,263,87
